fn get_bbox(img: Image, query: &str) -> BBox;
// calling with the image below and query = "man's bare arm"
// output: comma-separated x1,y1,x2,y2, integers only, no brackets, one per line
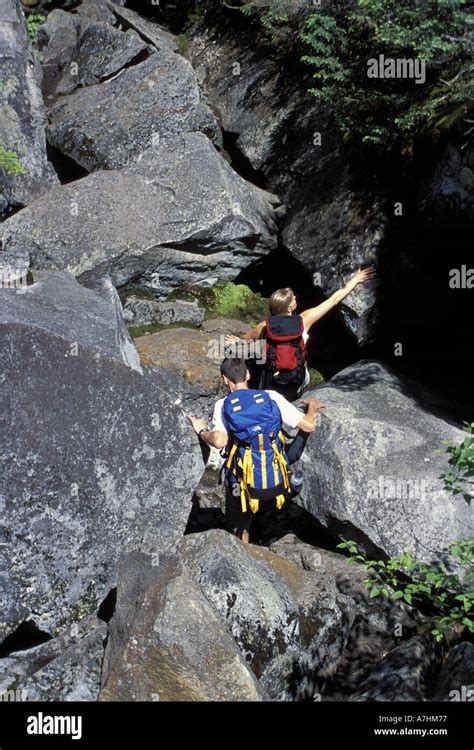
296,399,325,433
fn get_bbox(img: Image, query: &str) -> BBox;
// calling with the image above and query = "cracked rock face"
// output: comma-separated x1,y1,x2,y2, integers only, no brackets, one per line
1,133,280,291
39,16,150,100
0,0,58,215
188,20,383,342
297,360,473,566
46,45,221,171
0,615,107,701
0,322,204,643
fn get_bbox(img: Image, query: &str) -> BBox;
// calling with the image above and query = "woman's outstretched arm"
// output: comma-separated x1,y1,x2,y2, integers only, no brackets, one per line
301,266,376,332
225,320,266,344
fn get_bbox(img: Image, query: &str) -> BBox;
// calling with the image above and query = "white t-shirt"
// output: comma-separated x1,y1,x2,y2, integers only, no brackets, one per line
211,389,303,435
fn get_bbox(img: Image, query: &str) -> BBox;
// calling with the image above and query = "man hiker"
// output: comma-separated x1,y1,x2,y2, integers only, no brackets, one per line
189,358,324,544
225,266,375,402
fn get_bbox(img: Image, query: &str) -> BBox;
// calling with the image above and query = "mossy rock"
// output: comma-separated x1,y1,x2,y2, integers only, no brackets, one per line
308,367,325,388
129,321,196,339
165,282,268,326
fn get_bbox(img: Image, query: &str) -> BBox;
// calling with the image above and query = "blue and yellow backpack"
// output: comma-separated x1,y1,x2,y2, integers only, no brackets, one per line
223,389,291,514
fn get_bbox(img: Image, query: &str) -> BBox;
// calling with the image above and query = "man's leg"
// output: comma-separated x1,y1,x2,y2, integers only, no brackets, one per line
286,429,310,464
224,478,253,544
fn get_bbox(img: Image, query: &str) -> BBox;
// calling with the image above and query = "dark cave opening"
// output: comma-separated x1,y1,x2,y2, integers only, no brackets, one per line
97,588,117,624
0,621,52,659
368,219,474,421
46,142,89,185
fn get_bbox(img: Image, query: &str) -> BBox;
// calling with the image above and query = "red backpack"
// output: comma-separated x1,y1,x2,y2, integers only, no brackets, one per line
264,315,307,387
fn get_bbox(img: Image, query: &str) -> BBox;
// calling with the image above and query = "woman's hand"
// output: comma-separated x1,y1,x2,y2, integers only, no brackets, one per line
225,334,241,345
349,266,376,289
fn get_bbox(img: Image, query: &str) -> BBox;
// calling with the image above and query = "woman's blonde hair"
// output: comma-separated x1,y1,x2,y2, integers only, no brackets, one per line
268,288,295,316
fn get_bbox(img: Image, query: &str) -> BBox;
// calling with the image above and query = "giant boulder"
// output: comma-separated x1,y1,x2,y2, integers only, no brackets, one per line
1,133,280,291
46,45,221,170
100,548,264,701
181,529,354,700
0,270,141,372
0,0,58,215
0,322,203,643
298,360,474,566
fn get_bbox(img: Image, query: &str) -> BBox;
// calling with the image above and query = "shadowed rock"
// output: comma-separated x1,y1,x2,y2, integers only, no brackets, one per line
433,642,474,701
270,535,420,697
188,19,382,342
350,634,442,701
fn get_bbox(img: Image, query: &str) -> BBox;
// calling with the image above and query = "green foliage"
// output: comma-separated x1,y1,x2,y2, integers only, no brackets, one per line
308,367,325,387
241,0,297,47
209,282,268,323
243,0,472,150
177,33,188,55
337,537,474,642
435,422,474,504
0,146,25,176
25,13,45,42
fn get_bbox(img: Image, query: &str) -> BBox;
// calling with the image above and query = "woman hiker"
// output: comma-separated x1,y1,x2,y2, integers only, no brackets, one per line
225,266,376,402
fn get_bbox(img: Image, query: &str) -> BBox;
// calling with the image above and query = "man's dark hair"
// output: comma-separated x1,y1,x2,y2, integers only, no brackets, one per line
220,358,248,384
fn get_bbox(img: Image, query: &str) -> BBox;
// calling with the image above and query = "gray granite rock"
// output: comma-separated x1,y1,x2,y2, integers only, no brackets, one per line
0,270,141,372
46,46,221,170
0,615,106,701
0,322,204,643
297,360,473,566
123,296,205,328
106,2,178,52
0,0,58,215
2,133,279,292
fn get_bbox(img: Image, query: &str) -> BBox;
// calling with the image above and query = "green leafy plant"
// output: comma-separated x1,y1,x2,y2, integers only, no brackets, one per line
25,13,45,42
337,537,474,642
435,422,474,504
209,282,268,323
0,145,25,176
242,0,472,150
178,33,188,55
308,367,325,387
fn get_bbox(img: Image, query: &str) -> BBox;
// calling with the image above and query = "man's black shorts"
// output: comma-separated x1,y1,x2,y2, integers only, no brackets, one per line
224,478,282,533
